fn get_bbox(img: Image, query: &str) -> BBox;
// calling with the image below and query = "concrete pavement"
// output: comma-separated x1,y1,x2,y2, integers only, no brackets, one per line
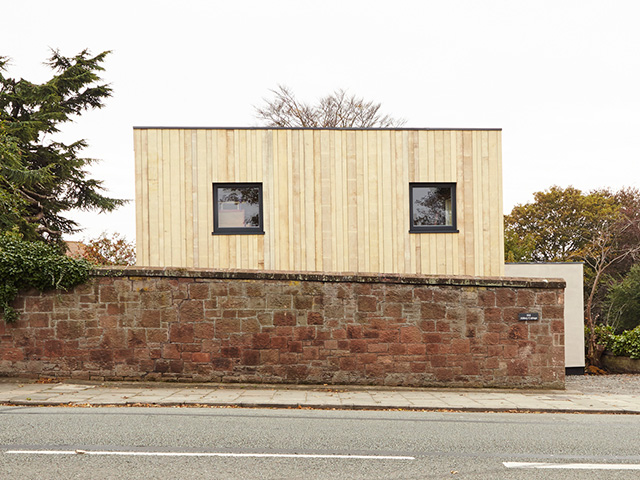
1,379,640,414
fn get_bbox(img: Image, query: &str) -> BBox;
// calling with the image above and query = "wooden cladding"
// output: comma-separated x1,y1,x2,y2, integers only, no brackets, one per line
134,128,504,276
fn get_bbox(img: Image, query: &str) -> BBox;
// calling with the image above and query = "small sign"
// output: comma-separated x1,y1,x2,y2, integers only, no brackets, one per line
519,312,540,322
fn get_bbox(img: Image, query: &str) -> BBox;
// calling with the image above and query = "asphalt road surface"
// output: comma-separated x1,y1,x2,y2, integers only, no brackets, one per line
1,406,640,479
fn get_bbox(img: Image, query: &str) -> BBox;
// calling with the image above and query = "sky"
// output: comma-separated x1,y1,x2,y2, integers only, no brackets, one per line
3,0,639,243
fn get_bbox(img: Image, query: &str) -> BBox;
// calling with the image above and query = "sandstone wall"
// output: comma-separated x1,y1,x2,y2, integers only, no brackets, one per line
0,268,565,388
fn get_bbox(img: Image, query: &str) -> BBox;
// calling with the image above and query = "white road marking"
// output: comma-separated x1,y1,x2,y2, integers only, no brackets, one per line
5,450,414,460
504,462,640,470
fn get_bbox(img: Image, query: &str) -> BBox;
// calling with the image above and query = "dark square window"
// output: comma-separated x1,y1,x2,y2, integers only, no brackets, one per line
409,183,458,233
212,183,264,235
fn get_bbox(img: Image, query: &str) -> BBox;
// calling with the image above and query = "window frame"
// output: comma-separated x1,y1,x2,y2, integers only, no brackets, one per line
409,182,458,233
212,182,265,235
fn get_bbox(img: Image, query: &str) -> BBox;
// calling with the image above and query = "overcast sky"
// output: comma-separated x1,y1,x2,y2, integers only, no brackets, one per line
4,0,639,243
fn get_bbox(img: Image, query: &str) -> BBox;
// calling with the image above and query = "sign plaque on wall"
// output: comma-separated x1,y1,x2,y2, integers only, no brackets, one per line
518,312,540,321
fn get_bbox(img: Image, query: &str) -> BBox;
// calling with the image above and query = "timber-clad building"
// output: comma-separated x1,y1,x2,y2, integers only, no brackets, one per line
134,127,504,276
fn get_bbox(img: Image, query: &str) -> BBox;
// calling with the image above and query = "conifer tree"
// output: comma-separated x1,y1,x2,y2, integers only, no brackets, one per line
0,49,125,243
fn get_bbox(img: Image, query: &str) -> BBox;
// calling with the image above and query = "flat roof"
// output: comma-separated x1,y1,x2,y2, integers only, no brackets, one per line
133,126,502,131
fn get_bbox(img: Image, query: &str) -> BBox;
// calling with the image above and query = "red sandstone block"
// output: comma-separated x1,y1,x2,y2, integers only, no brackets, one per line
57,321,85,339
302,347,319,360
367,343,388,353
279,353,297,365
270,336,288,349
357,296,377,312
433,289,461,304
496,289,517,307
413,287,433,301
189,283,210,300
212,357,233,371
170,324,194,343
339,356,357,371
487,345,502,356
411,362,427,373
2,348,24,361
332,328,347,339
483,333,500,345
349,339,367,353
101,330,127,349
194,323,214,339
154,359,170,373
382,303,402,317
324,339,338,350
424,332,442,344
315,330,330,341
89,349,114,364
425,344,439,354
407,343,426,355
420,303,446,320
485,357,499,369
221,346,240,358
128,329,147,348
508,324,528,340
204,299,219,310
450,339,470,354
354,284,372,295
503,344,518,358
378,330,399,343
356,353,377,365
435,321,451,333
462,362,480,375
400,326,421,343
478,290,496,307
516,290,535,307
259,349,279,364
179,301,205,322
347,325,362,339
551,320,564,333
162,344,181,360
434,368,454,381
104,304,121,316
140,310,161,328
507,359,528,376
26,313,49,329
288,341,303,353
389,343,406,355
307,312,324,325
274,311,296,326
169,360,184,373
535,291,558,305
543,305,564,320
252,333,270,349
147,329,168,343
294,326,316,341
134,348,151,360
241,350,260,365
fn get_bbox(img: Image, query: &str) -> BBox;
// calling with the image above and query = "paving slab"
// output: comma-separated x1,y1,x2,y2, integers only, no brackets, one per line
1,379,639,413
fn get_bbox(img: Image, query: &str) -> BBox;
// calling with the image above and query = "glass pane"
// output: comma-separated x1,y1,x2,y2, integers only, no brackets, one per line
412,186,452,226
217,187,260,228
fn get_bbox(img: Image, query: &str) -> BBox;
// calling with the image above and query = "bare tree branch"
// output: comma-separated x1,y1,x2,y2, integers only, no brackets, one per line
255,86,406,128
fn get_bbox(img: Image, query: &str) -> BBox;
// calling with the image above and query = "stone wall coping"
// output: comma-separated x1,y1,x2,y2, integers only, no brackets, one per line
94,267,565,290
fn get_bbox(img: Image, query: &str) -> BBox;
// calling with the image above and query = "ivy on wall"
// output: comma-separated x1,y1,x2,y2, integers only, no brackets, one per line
0,232,92,322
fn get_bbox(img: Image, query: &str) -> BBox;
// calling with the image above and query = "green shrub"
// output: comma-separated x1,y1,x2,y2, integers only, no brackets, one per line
0,232,92,322
590,324,640,360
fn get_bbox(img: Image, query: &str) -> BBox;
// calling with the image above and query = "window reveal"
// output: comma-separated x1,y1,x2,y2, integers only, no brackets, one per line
212,183,264,235
409,183,458,233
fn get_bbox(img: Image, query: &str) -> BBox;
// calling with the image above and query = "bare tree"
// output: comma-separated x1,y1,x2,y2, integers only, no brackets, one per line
255,85,406,128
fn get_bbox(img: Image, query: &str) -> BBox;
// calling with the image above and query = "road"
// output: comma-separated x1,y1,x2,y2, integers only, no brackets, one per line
1,406,640,479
